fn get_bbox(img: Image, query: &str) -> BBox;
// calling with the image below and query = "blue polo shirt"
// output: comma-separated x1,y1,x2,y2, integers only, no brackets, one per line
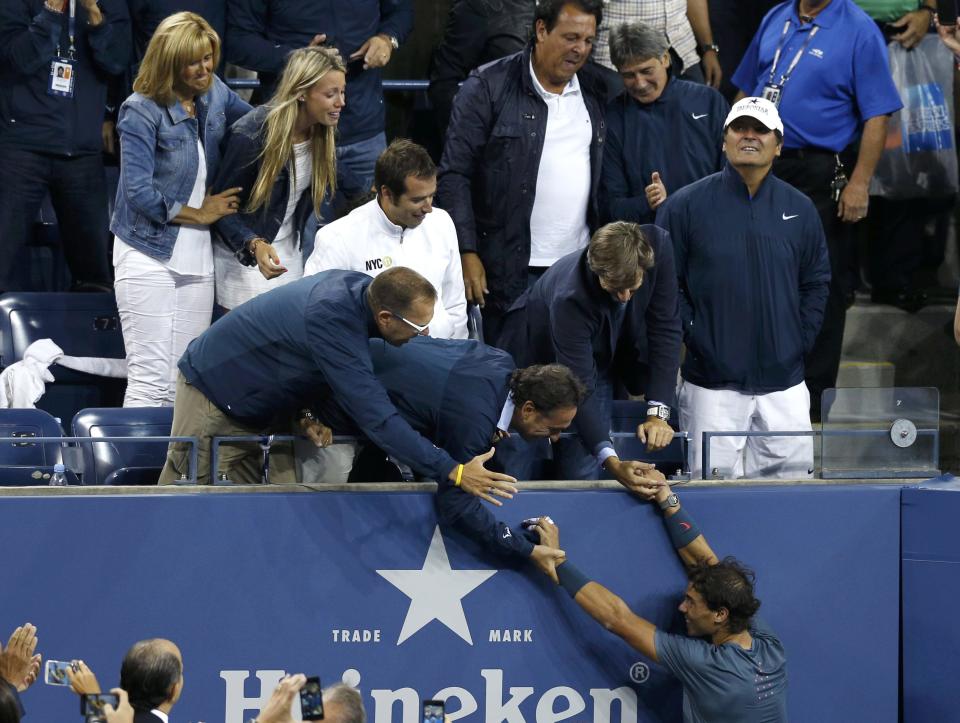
732,0,901,151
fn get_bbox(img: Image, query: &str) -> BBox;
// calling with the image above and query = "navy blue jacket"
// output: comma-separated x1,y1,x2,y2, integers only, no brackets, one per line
0,0,131,156
316,336,536,559
225,0,413,145
656,165,831,393
437,44,607,314
178,271,459,482
601,78,728,224
128,0,225,64
498,230,681,455
212,106,316,264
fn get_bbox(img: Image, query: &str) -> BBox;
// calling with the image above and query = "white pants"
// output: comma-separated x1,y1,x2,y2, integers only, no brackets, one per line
679,379,814,480
295,440,358,484
115,253,213,407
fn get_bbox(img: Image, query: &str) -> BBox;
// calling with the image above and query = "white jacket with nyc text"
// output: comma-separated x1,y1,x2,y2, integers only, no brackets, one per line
304,198,468,339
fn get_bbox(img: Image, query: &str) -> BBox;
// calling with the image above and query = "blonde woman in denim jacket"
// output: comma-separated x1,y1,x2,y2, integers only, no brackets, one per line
110,11,250,406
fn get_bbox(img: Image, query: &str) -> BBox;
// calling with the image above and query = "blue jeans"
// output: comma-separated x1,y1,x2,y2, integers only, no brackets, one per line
302,132,385,262
0,149,110,289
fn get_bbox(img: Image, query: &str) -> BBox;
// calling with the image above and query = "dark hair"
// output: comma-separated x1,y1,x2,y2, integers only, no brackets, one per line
0,681,21,723
687,558,761,634
608,22,670,69
723,120,784,146
367,266,437,317
374,139,436,200
119,639,182,712
533,0,603,35
587,221,655,289
509,364,587,413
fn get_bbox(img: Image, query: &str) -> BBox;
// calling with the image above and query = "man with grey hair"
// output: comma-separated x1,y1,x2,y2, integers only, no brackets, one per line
601,21,728,225
322,683,366,722
499,221,681,483
656,98,830,479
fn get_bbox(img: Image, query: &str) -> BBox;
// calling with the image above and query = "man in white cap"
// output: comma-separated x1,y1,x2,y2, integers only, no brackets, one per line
655,97,830,479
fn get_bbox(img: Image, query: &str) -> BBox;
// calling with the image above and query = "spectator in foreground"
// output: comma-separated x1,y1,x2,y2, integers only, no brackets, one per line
731,0,901,420
656,98,830,479
0,624,41,723
0,0,130,293
437,0,607,344
213,45,345,311
601,22,728,224
111,12,251,407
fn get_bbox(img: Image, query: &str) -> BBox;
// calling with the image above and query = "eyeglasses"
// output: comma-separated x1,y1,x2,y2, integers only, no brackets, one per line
389,310,430,335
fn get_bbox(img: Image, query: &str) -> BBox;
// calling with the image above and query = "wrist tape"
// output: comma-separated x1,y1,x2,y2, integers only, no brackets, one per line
556,561,590,598
665,507,701,549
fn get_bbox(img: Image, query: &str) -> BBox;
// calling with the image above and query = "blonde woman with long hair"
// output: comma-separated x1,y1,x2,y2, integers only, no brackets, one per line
111,11,251,406
213,45,345,309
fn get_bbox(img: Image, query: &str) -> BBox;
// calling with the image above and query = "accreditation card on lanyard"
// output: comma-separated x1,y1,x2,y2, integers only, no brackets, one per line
48,0,77,98
761,19,819,107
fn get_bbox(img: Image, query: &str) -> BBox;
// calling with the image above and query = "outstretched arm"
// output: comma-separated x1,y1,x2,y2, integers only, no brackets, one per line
649,484,719,570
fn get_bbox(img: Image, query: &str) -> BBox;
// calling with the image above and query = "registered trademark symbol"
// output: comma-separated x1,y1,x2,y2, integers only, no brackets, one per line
629,662,649,683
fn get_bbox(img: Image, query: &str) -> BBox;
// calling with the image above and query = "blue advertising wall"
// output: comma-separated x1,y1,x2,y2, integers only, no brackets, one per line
0,484,901,722
902,477,960,723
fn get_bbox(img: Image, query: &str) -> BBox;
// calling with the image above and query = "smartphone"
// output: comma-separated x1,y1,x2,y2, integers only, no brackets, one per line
938,0,958,26
82,693,119,723
299,676,324,721
44,659,72,686
422,699,445,723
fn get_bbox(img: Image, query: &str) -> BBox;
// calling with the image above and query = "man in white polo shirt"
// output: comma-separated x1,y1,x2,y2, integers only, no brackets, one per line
437,0,607,344
305,139,468,339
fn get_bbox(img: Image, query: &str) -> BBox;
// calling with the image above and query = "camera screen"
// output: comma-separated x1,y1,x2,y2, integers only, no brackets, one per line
83,693,119,722
300,677,325,721
423,700,445,723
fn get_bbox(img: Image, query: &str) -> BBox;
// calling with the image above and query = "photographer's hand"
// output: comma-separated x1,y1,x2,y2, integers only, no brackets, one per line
103,688,134,723
256,674,306,723
0,624,41,692
68,660,102,695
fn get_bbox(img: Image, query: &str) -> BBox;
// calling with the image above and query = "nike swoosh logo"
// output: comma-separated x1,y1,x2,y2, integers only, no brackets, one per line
679,522,692,531
782,213,799,220
692,113,708,120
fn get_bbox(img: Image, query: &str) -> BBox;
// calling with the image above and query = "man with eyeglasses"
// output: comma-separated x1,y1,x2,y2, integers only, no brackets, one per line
158,266,519,497
655,97,830,479
498,221,681,485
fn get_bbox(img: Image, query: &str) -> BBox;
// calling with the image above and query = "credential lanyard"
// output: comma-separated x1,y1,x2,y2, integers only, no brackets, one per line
767,20,820,88
55,0,77,59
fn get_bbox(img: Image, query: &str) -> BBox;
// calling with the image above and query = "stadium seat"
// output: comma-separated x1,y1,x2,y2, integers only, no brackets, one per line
71,407,173,485
0,408,79,485
0,292,126,423
610,400,687,476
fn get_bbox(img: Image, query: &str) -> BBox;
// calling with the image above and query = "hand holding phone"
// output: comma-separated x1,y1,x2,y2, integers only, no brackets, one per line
82,693,119,723
44,659,73,686
300,676,325,721
422,699,445,723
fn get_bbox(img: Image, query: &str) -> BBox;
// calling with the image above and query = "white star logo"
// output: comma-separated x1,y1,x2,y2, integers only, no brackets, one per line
377,526,496,646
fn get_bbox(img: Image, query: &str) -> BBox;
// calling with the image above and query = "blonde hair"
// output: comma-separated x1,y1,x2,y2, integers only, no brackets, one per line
133,12,220,106
246,46,345,216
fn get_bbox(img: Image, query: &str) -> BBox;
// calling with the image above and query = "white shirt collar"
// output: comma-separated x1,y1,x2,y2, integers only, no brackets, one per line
370,197,405,237
497,395,515,433
150,710,169,723
528,57,581,100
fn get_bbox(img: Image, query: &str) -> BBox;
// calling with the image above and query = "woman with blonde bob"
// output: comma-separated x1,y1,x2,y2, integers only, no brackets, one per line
213,45,346,309
110,12,251,407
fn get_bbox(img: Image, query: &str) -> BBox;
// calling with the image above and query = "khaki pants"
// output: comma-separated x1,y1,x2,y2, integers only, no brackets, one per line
158,372,296,485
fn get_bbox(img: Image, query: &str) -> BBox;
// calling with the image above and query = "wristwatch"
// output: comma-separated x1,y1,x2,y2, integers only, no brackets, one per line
658,493,680,511
647,404,670,422
388,35,400,50
300,408,317,423
698,43,720,56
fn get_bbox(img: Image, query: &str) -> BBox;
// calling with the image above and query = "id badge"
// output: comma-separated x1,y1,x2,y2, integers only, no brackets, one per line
761,83,782,107
47,59,75,98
